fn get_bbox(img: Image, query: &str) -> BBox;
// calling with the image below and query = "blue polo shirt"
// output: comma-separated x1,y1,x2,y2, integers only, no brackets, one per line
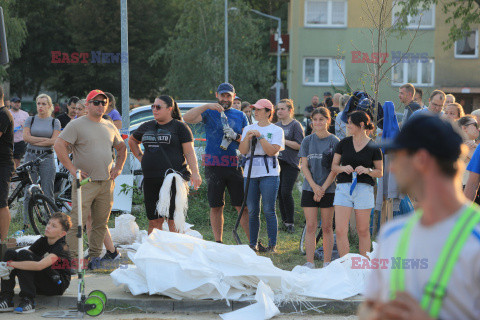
467,144,480,174
202,108,248,167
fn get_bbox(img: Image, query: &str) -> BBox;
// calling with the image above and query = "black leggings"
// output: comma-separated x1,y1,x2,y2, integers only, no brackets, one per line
278,160,300,225
1,249,66,300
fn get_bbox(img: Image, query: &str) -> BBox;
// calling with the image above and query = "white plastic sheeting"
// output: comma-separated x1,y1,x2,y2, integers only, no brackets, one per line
111,230,372,303
220,281,280,320
110,214,202,247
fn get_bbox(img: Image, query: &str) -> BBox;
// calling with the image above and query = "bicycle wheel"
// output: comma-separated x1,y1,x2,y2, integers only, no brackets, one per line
28,193,59,235
299,221,323,254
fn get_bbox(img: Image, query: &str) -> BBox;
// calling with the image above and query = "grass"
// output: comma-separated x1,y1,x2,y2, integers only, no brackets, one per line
7,167,361,272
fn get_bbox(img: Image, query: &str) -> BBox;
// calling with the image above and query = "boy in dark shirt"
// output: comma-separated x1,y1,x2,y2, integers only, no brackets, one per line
0,212,72,314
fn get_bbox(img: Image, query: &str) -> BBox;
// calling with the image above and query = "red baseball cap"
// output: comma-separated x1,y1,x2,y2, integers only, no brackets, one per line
252,99,274,110
86,89,109,103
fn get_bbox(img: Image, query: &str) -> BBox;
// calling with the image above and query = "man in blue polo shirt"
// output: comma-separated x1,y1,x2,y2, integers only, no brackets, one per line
183,83,249,243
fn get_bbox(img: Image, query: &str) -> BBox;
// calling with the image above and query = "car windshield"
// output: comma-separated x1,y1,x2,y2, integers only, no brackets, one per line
130,109,153,126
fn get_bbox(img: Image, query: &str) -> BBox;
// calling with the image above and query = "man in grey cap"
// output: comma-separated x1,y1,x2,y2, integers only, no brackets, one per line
359,114,480,320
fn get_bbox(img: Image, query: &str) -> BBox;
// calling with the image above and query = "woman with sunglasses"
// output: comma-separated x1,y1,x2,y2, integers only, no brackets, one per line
239,99,285,253
128,96,202,234
457,115,479,187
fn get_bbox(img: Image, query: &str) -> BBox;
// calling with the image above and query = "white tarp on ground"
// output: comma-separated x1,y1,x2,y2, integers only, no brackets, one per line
111,229,372,303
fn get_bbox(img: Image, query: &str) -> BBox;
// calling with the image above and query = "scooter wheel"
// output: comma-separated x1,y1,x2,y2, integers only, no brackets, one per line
88,290,108,306
85,295,104,317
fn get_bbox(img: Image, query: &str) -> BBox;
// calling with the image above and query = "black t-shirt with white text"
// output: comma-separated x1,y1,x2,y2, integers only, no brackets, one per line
57,113,71,129
29,236,71,288
335,136,382,186
0,106,14,166
132,119,193,180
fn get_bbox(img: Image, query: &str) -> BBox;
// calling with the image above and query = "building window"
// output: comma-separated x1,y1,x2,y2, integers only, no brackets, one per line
305,0,347,28
455,30,478,59
303,57,345,86
392,3,435,29
392,59,434,86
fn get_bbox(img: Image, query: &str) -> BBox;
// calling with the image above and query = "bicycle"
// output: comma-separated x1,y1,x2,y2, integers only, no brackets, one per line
8,151,59,235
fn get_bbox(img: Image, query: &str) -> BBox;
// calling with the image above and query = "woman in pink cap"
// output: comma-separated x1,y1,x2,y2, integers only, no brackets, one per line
239,99,285,253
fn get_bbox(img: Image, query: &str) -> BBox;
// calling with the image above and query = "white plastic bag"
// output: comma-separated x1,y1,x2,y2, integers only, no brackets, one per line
110,214,139,245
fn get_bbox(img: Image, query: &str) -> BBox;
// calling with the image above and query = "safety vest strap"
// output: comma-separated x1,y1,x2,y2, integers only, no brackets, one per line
390,203,480,319
420,205,480,318
390,211,421,299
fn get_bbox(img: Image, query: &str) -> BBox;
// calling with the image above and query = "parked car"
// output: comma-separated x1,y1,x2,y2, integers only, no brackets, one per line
128,101,213,187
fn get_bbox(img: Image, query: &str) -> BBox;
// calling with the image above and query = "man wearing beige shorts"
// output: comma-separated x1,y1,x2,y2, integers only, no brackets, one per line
54,89,126,267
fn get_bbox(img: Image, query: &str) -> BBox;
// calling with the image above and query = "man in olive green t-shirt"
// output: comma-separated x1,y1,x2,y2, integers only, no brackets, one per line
54,89,127,261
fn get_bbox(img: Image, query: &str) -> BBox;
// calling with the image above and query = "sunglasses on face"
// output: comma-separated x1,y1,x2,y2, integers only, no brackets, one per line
151,104,168,111
90,100,107,106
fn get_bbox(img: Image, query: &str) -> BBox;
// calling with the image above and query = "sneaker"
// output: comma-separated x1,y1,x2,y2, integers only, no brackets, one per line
257,241,268,253
265,245,276,253
102,248,121,261
87,257,102,270
302,262,315,269
14,297,35,314
286,225,295,234
0,296,13,312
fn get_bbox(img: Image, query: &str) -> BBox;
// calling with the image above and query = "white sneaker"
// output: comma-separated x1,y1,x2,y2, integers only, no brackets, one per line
303,262,315,269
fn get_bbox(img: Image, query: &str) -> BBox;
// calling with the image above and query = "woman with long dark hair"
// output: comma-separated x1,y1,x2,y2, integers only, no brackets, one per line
128,95,201,234
275,99,304,233
299,107,339,268
331,110,383,258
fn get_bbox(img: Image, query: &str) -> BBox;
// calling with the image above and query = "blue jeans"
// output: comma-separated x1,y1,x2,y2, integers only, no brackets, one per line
244,176,280,247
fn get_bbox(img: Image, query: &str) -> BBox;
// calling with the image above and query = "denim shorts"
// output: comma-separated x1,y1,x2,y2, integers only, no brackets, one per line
333,182,375,210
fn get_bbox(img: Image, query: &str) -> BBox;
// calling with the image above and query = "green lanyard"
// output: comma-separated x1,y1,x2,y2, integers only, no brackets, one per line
390,204,480,319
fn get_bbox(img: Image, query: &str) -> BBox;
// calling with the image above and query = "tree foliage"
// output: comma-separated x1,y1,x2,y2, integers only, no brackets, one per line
157,0,274,101
5,0,282,102
394,0,480,48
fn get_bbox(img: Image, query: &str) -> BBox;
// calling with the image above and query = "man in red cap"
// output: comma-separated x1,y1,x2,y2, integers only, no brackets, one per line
54,90,127,268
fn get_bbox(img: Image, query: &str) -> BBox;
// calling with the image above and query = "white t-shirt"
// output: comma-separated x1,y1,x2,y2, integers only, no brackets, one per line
364,204,480,320
241,123,285,178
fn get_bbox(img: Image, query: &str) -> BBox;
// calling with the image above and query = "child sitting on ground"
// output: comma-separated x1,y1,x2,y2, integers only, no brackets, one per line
0,212,72,314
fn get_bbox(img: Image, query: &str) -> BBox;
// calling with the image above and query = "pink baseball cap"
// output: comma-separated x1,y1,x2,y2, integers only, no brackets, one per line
252,99,274,110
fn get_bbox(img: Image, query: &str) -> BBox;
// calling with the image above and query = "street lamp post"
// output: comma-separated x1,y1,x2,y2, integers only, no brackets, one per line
225,7,283,104
250,9,282,104
224,0,228,83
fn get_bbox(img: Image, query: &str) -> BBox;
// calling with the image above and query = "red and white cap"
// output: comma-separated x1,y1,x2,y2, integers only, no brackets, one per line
86,89,108,103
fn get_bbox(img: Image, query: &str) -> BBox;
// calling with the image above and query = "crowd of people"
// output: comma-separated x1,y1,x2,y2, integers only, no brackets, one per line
0,81,480,318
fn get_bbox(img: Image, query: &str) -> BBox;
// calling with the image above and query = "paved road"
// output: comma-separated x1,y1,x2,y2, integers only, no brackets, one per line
9,308,359,320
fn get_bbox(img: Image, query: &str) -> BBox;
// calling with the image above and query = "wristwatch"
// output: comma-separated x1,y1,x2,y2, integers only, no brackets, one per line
368,168,373,173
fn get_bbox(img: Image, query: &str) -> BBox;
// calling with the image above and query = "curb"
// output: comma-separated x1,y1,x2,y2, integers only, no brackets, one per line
36,295,362,315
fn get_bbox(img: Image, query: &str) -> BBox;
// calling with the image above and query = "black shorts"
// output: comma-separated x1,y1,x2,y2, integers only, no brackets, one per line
0,164,14,208
13,141,26,159
205,166,244,208
143,177,177,221
301,190,335,208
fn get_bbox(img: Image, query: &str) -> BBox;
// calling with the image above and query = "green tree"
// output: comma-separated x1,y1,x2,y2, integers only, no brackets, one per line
157,0,274,100
8,0,74,98
394,0,480,48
